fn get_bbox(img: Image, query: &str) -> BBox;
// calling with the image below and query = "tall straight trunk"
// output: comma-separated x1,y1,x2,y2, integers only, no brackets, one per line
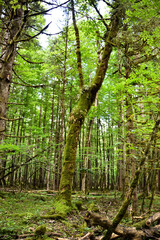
98,121,103,191
53,93,60,190
59,18,69,188
107,134,110,190
59,1,122,204
110,127,114,190
94,118,99,190
124,49,138,214
9,119,17,186
82,118,94,193
38,99,43,189
46,87,54,190
99,122,107,191
41,102,47,189
125,93,138,215
117,101,125,191
158,167,160,193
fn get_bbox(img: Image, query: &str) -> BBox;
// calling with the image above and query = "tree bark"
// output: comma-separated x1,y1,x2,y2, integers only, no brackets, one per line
59,1,123,204
0,1,27,185
82,118,94,193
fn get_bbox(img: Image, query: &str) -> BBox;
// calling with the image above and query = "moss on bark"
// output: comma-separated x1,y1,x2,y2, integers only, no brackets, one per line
58,0,124,206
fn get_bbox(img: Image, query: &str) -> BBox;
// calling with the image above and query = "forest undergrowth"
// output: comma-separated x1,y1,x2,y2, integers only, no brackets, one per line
0,189,160,240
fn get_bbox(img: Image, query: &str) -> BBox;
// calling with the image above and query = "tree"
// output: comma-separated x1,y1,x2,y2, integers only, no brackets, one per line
0,0,63,186
58,0,124,205
0,0,29,185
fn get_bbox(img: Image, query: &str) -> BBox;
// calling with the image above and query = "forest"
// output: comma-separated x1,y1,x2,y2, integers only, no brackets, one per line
0,0,160,239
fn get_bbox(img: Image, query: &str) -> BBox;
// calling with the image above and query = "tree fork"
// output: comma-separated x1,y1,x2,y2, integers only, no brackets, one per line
58,1,124,205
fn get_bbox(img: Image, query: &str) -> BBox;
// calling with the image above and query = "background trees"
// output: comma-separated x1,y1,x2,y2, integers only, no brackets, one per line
0,0,159,215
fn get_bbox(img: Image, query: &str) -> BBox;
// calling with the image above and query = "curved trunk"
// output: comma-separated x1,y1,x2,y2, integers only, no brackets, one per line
59,2,122,203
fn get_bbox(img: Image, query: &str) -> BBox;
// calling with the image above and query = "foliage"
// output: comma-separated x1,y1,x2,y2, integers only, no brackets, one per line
0,0,159,222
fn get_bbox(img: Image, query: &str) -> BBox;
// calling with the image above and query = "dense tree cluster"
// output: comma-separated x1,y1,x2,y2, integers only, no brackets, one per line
0,0,160,228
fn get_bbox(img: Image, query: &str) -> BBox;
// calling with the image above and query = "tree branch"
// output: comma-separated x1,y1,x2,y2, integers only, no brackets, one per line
71,0,84,90
0,116,23,121
102,0,115,9
28,0,70,17
15,23,51,43
17,51,44,64
91,1,109,30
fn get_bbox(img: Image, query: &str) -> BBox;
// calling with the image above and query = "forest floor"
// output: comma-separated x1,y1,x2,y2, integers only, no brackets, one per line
0,189,160,240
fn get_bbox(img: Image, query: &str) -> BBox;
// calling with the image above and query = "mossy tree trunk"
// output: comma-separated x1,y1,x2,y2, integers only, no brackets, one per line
58,0,123,205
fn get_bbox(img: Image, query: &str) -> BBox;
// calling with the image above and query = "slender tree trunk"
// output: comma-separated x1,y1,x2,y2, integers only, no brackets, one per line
110,127,114,190
158,166,160,193
38,99,43,189
117,101,125,191
101,124,107,190
53,91,60,190
95,118,99,190
82,118,94,193
47,86,54,191
107,134,110,190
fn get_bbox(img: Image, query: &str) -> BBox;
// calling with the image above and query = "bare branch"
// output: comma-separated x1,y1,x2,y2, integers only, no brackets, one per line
17,51,44,64
15,22,51,43
28,0,70,17
0,117,23,121
102,0,115,9
91,1,109,30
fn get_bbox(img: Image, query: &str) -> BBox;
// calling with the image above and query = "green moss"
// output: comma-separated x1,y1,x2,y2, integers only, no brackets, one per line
133,216,150,229
42,214,65,220
35,225,46,235
34,225,47,240
74,200,83,210
42,199,72,220
87,202,99,212
54,200,72,215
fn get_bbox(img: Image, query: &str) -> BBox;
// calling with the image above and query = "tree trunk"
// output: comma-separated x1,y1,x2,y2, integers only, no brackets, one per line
85,211,160,240
0,1,27,185
59,1,122,204
126,94,138,215
82,118,94,193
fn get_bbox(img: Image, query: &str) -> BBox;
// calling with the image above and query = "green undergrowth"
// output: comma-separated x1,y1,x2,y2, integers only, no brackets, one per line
43,199,73,220
0,190,160,240
0,190,53,239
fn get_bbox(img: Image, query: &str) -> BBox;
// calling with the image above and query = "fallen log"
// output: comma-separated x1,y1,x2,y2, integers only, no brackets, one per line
146,212,160,227
18,231,62,239
85,211,160,240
